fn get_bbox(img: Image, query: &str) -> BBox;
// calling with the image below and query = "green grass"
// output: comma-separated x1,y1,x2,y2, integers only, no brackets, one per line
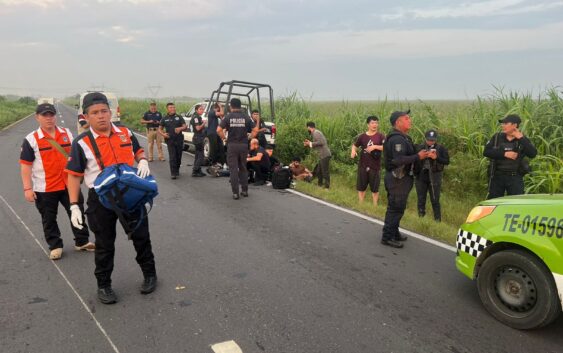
0,97,36,130
61,89,562,245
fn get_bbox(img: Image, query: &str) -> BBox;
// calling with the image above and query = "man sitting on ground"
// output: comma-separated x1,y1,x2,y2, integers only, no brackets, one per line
289,157,312,182
247,138,270,185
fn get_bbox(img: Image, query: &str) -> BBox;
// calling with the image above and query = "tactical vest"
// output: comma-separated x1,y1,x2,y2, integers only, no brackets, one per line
496,137,520,172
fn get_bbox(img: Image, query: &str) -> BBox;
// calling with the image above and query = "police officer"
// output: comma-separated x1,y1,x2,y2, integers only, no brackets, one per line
484,114,537,199
140,102,165,162
217,98,258,199
414,130,450,222
65,92,156,304
190,104,206,177
382,111,428,248
20,103,94,260
159,102,187,179
207,103,225,167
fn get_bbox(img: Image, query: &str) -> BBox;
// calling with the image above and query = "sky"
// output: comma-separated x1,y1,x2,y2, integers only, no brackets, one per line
0,0,562,100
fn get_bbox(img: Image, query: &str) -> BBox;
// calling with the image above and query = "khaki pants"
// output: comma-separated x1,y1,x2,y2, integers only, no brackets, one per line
147,128,164,160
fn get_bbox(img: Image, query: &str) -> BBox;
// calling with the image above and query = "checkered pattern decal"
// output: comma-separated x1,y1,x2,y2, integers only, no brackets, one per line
456,229,492,258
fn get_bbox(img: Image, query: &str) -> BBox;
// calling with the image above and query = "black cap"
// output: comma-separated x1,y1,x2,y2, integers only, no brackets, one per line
425,129,438,141
389,110,410,126
83,92,109,112
498,114,521,125
36,103,56,115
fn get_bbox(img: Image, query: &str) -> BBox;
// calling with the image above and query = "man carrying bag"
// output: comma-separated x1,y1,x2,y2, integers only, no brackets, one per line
65,92,157,305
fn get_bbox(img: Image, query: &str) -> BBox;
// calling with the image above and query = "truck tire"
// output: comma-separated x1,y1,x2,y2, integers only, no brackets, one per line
477,249,561,329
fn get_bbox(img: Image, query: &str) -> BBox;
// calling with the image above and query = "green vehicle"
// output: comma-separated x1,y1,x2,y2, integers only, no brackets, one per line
456,194,563,329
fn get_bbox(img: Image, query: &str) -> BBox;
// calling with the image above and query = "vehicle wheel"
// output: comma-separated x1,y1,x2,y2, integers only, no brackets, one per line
477,250,561,329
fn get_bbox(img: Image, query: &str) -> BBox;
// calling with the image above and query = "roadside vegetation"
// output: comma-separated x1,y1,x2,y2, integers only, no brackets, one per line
0,96,37,130
73,89,562,245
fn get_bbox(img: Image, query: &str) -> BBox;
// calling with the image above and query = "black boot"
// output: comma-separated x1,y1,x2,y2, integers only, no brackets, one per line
140,275,157,294
97,287,118,304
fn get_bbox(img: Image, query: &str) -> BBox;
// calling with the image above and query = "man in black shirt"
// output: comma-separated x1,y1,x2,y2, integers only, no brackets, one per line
159,103,187,179
484,114,537,199
247,138,271,185
217,98,258,199
140,102,164,162
207,103,225,167
382,111,428,248
414,130,450,222
251,110,268,148
190,104,206,177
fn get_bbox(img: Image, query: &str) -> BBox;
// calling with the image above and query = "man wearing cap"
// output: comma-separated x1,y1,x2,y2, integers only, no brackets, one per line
414,130,450,222
351,115,385,206
140,102,165,162
217,98,258,199
159,102,187,179
20,103,94,260
484,114,537,199
65,92,156,304
304,122,332,189
381,111,428,248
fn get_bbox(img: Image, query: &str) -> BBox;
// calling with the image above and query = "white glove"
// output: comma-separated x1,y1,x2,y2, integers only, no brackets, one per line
137,159,150,179
70,204,84,230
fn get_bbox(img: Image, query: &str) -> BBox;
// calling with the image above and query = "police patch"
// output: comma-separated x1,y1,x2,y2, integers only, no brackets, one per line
119,134,127,142
63,136,69,143
395,144,402,152
175,117,179,121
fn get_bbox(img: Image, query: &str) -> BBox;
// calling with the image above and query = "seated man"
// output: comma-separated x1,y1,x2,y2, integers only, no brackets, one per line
247,138,270,185
265,145,281,176
289,157,312,182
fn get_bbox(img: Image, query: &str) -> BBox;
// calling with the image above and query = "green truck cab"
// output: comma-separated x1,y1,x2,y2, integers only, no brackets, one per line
456,194,563,329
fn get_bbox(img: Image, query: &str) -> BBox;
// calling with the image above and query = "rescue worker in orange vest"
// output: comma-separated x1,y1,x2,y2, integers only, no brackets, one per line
20,103,94,260
65,92,156,305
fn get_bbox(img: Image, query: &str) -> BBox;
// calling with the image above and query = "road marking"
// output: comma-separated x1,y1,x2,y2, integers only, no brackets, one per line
286,189,457,253
0,194,121,353
135,131,456,253
211,340,243,353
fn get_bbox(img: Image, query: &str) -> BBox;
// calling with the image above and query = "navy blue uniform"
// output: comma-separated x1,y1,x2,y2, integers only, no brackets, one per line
382,129,418,242
160,114,185,177
220,111,255,194
190,113,205,173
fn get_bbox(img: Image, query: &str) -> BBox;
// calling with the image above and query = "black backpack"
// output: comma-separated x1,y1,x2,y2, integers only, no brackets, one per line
272,167,292,189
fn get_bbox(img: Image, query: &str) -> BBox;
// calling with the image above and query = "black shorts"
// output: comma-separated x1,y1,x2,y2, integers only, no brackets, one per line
357,166,381,193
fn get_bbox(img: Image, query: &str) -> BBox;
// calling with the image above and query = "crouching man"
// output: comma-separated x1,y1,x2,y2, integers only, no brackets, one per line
65,92,157,304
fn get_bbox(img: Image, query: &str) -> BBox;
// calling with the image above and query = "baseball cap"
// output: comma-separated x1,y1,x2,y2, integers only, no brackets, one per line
36,103,56,115
498,114,521,125
83,92,109,111
389,110,410,126
425,129,438,141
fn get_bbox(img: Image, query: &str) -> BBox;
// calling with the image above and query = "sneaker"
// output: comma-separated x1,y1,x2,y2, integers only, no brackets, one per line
233,193,240,200
171,175,177,180
97,287,117,304
395,234,408,242
381,239,404,248
49,248,63,260
241,191,249,197
140,276,157,294
192,172,206,177
75,242,96,252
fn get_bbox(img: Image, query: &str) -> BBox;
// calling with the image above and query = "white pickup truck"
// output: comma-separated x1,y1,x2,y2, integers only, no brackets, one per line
181,101,276,158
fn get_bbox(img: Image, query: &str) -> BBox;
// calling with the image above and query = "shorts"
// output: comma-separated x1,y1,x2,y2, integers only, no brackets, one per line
357,166,381,193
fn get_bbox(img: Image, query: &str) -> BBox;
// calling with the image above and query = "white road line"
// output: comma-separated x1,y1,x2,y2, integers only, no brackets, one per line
135,131,456,252
0,195,121,353
286,189,457,252
211,340,243,353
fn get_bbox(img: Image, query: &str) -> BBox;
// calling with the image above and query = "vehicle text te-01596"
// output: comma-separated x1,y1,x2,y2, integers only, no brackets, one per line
502,214,563,238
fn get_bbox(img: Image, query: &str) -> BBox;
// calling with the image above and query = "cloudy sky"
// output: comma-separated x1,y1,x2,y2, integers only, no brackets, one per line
1,0,562,100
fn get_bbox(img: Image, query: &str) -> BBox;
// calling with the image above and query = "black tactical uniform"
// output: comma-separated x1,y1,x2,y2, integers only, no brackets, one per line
382,112,418,247
190,113,205,176
219,109,255,198
414,130,450,222
160,113,185,178
484,129,537,199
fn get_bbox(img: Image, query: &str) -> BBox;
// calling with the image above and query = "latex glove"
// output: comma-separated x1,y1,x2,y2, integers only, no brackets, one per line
137,159,150,178
70,204,84,230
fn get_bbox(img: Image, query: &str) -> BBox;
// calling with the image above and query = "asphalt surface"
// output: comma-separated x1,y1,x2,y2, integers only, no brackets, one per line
1,103,563,353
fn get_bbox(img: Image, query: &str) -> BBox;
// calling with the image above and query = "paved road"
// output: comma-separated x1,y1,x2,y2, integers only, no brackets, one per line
1,103,562,353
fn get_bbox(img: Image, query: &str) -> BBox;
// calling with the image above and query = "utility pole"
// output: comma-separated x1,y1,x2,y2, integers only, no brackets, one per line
146,84,161,99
